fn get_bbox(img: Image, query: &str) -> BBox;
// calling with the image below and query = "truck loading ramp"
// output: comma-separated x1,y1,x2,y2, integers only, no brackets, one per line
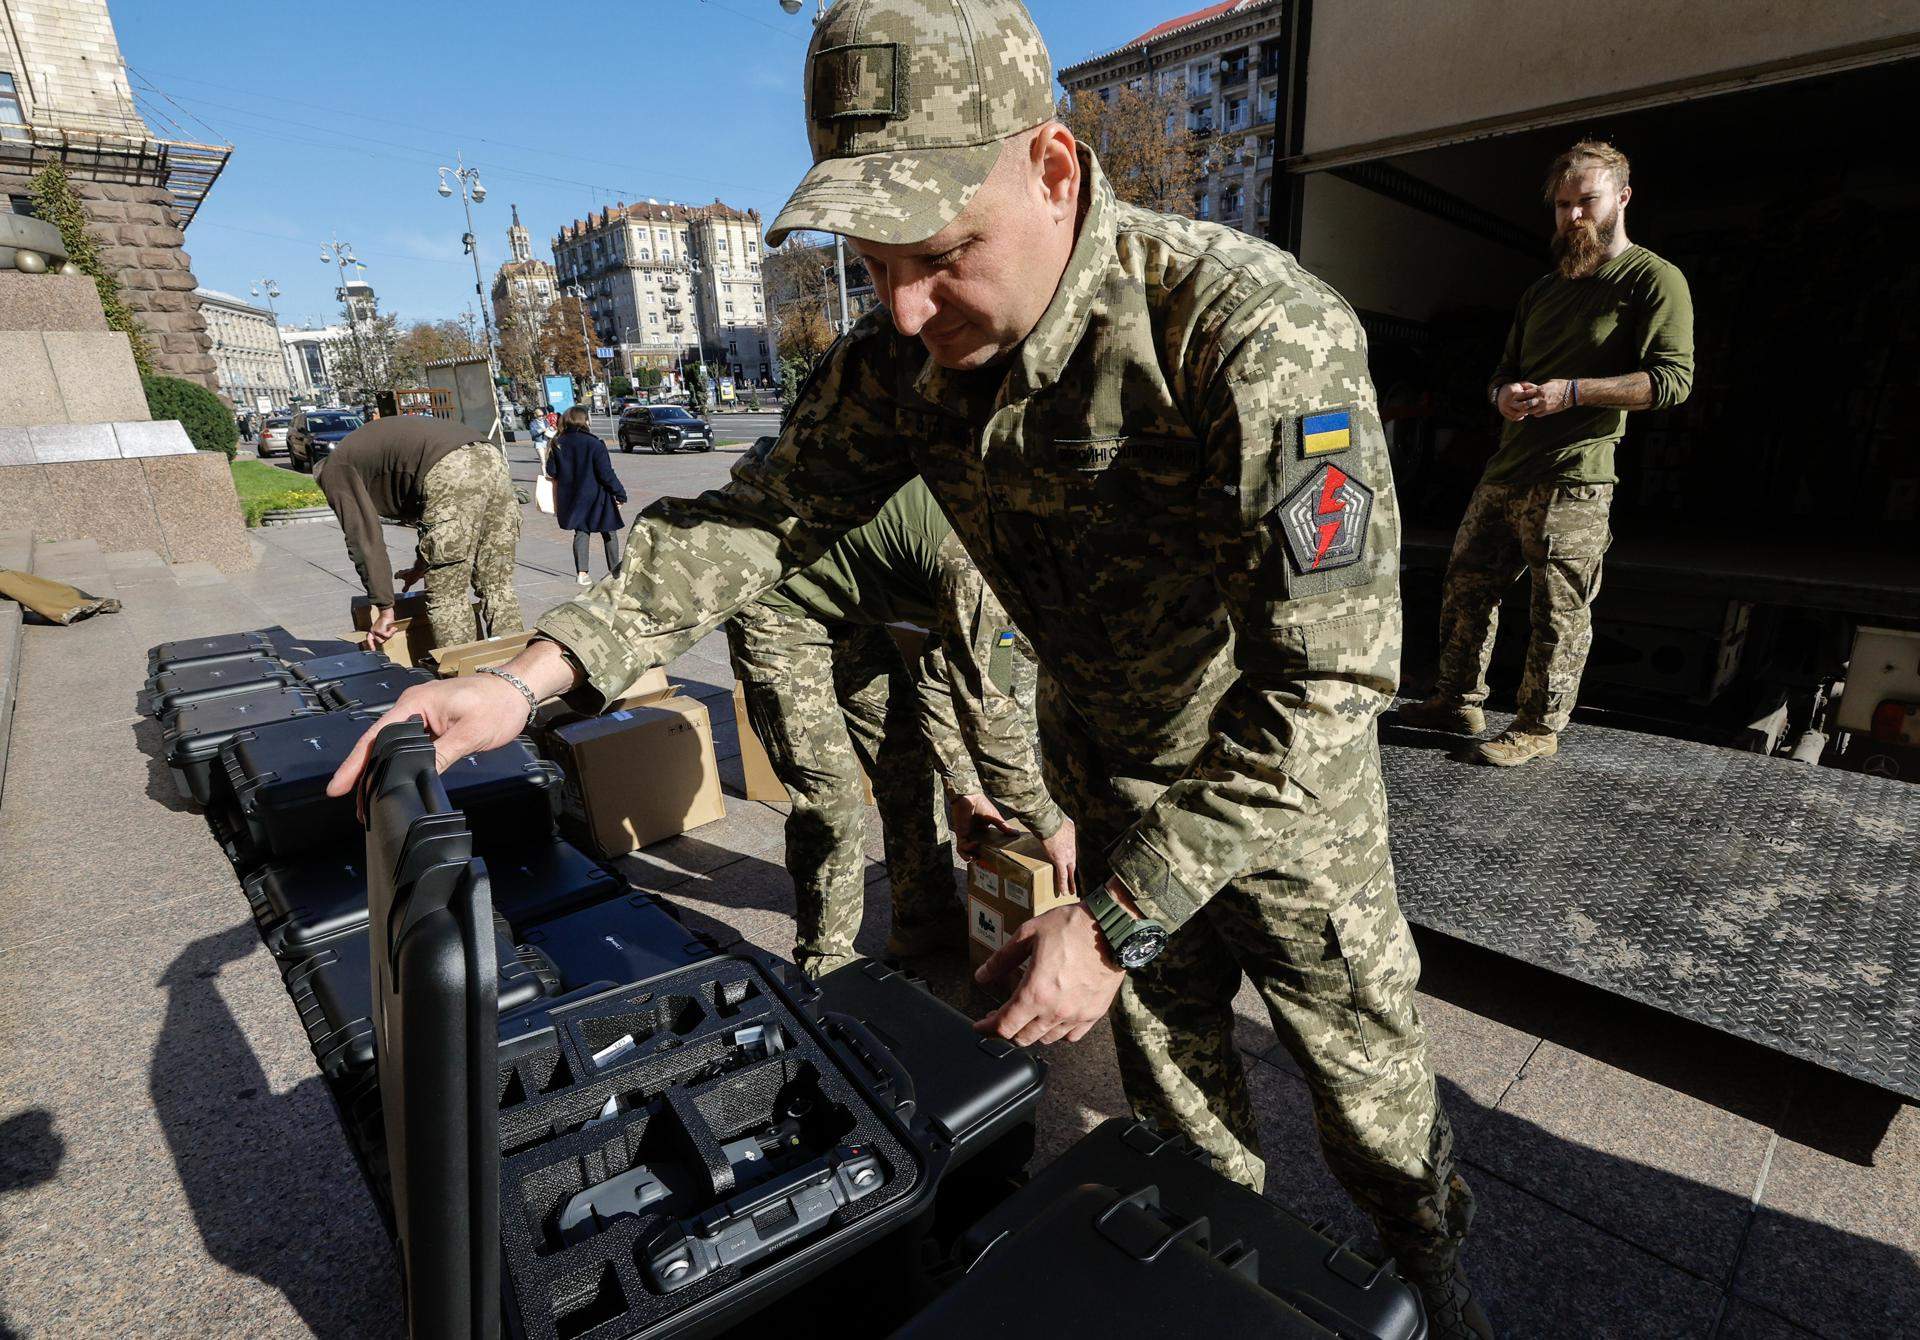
1382,709,1920,1100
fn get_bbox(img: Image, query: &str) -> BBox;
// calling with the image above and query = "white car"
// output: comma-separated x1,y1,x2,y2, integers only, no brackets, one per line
258,416,292,457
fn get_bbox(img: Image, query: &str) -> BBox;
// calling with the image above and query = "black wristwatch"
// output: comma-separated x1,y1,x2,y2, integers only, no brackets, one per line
1084,883,1169,970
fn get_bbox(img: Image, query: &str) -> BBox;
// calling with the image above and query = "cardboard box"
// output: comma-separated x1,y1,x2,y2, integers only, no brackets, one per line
533,666,673,746
431,629,537,676
545,693,725,856
731,681,790,803
729,679,873,805
966,831,1074,982
351,592,436,667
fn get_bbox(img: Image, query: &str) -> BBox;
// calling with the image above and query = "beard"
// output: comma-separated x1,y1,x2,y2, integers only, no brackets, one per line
1553,211,1617,279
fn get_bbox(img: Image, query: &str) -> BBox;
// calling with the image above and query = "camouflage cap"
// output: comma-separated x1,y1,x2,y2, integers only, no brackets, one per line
765,0,1055,248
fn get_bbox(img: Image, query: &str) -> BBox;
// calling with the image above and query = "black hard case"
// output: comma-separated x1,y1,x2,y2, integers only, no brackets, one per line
224,722,557,866
810,960,1043,1175
359,724,506,1339
221,711,380,863
288,649,392,690
320,667,436,713
142,655,294,715
899,1183,1352,1338
146,627,355,676
162,686,323,806
946,1119,1427,1340
247,839,627,962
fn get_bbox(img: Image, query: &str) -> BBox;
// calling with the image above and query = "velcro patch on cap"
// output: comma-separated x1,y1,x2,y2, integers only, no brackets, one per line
812,42,905,121
1277,462,1373,574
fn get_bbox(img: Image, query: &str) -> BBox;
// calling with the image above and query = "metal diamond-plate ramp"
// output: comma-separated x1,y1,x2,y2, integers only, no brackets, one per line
1382,713,1920,1100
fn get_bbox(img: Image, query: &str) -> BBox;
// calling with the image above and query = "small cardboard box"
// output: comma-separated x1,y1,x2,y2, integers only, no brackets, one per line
431,630,537,676
966,832,1074,981
545,693,726,856
351,592,436,667
533,666,673,745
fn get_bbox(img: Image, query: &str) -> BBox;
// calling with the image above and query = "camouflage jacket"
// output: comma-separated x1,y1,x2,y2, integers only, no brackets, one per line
538,149,1401,933
754,477,1063,838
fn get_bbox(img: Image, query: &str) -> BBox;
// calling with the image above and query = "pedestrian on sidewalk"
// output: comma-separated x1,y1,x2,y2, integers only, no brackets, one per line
545,405,627,586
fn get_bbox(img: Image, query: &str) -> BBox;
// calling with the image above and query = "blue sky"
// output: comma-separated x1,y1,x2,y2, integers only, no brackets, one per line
116,0,1187,327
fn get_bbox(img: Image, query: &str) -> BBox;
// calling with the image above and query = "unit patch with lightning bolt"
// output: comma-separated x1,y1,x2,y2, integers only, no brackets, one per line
1277,462,1373,575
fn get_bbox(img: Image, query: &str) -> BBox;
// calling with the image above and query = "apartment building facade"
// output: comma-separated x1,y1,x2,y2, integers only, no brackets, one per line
551,198,776,386
491,203,556,345
196,287,290,412
1057,0,1288,236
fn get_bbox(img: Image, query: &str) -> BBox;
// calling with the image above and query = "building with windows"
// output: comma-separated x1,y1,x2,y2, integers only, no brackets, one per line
280,324,352,405
196,288,290,412
551,198,776,386
0,0,229,387
1057,0,1287,236
490,203,556,356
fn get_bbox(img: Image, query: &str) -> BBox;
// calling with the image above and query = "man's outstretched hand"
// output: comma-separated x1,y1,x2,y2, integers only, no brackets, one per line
974,896,1124,1047
326,639,583,798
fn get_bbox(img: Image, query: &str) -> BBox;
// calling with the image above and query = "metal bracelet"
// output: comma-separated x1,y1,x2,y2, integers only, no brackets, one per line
477,665,538,722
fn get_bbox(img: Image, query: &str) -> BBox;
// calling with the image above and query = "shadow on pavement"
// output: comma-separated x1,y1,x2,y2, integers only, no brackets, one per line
150,924,401,1340
1413,928,1904,1164
0,1108,65,1340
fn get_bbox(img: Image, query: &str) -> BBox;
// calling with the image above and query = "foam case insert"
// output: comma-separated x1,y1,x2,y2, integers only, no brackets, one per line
496,955,931,1340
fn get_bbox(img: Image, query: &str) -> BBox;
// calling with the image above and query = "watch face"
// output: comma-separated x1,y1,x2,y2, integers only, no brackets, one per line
1119,925,1169,969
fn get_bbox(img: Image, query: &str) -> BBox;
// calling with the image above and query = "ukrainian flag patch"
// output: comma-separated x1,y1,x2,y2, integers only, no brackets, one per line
1301,408,1353,456
995,630,1017,648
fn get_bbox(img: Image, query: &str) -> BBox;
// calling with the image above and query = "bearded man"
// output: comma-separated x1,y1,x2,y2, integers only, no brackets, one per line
1401,140,1694,765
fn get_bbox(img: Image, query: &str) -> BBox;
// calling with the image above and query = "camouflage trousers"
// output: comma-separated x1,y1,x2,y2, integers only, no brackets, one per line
725,603,955,977
1434,479,1614,733
1040,685,1474,1280
418,443,525,646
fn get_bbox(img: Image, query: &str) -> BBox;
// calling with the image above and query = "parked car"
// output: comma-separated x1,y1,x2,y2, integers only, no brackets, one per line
257,415,293,457
617,404,714,454
289,408,365,472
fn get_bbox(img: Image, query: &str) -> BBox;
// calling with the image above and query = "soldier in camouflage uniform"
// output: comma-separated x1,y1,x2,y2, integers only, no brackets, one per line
1402,140,1693,765
316,415,524,648
727,473,1067,978
331,3,1486,1332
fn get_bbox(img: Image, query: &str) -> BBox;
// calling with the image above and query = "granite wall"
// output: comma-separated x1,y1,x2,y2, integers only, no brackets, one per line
0,167,218,390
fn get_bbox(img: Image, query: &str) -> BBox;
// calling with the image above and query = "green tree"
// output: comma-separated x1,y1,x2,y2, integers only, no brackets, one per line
28,161,153,374
331,306,409,404
687,361,710,415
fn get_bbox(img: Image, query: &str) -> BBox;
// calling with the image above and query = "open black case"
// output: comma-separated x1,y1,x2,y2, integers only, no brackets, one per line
361,722,1043,1340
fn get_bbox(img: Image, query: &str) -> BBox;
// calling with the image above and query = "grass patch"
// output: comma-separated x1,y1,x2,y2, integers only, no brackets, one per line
231,458,325,526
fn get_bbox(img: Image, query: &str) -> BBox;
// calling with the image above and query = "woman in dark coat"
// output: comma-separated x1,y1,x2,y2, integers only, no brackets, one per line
545,405,628,584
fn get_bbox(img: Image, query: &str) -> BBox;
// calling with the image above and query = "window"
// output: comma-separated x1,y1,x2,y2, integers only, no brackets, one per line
1222,183,1243,217
1189,64,1211,95
1097,87,1111,104
1226,97,1247,130
1188,106,1213,133
725,302,735,315
0,73,23,126
1195,194,1212,220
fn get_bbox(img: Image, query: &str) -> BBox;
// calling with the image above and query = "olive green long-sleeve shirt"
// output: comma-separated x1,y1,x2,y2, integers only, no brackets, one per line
316,416,483,605
755,476,1062,838
537,148,1400,936
1485,244,1695,486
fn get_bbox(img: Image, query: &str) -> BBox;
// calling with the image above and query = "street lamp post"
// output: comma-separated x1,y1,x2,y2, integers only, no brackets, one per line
564,283,599,408
249,278,296,412
777,0,850,333
437,151,507,428
319,236,370,408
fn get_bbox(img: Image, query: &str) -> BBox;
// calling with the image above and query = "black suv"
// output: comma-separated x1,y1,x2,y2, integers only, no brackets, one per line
617,405,714,454
290,408,365,472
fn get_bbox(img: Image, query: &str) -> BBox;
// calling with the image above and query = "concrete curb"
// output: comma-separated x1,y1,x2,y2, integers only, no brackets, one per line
0,528,31,811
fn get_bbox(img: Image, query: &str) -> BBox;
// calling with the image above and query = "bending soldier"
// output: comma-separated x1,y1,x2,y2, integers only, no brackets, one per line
331,3,1487,1332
